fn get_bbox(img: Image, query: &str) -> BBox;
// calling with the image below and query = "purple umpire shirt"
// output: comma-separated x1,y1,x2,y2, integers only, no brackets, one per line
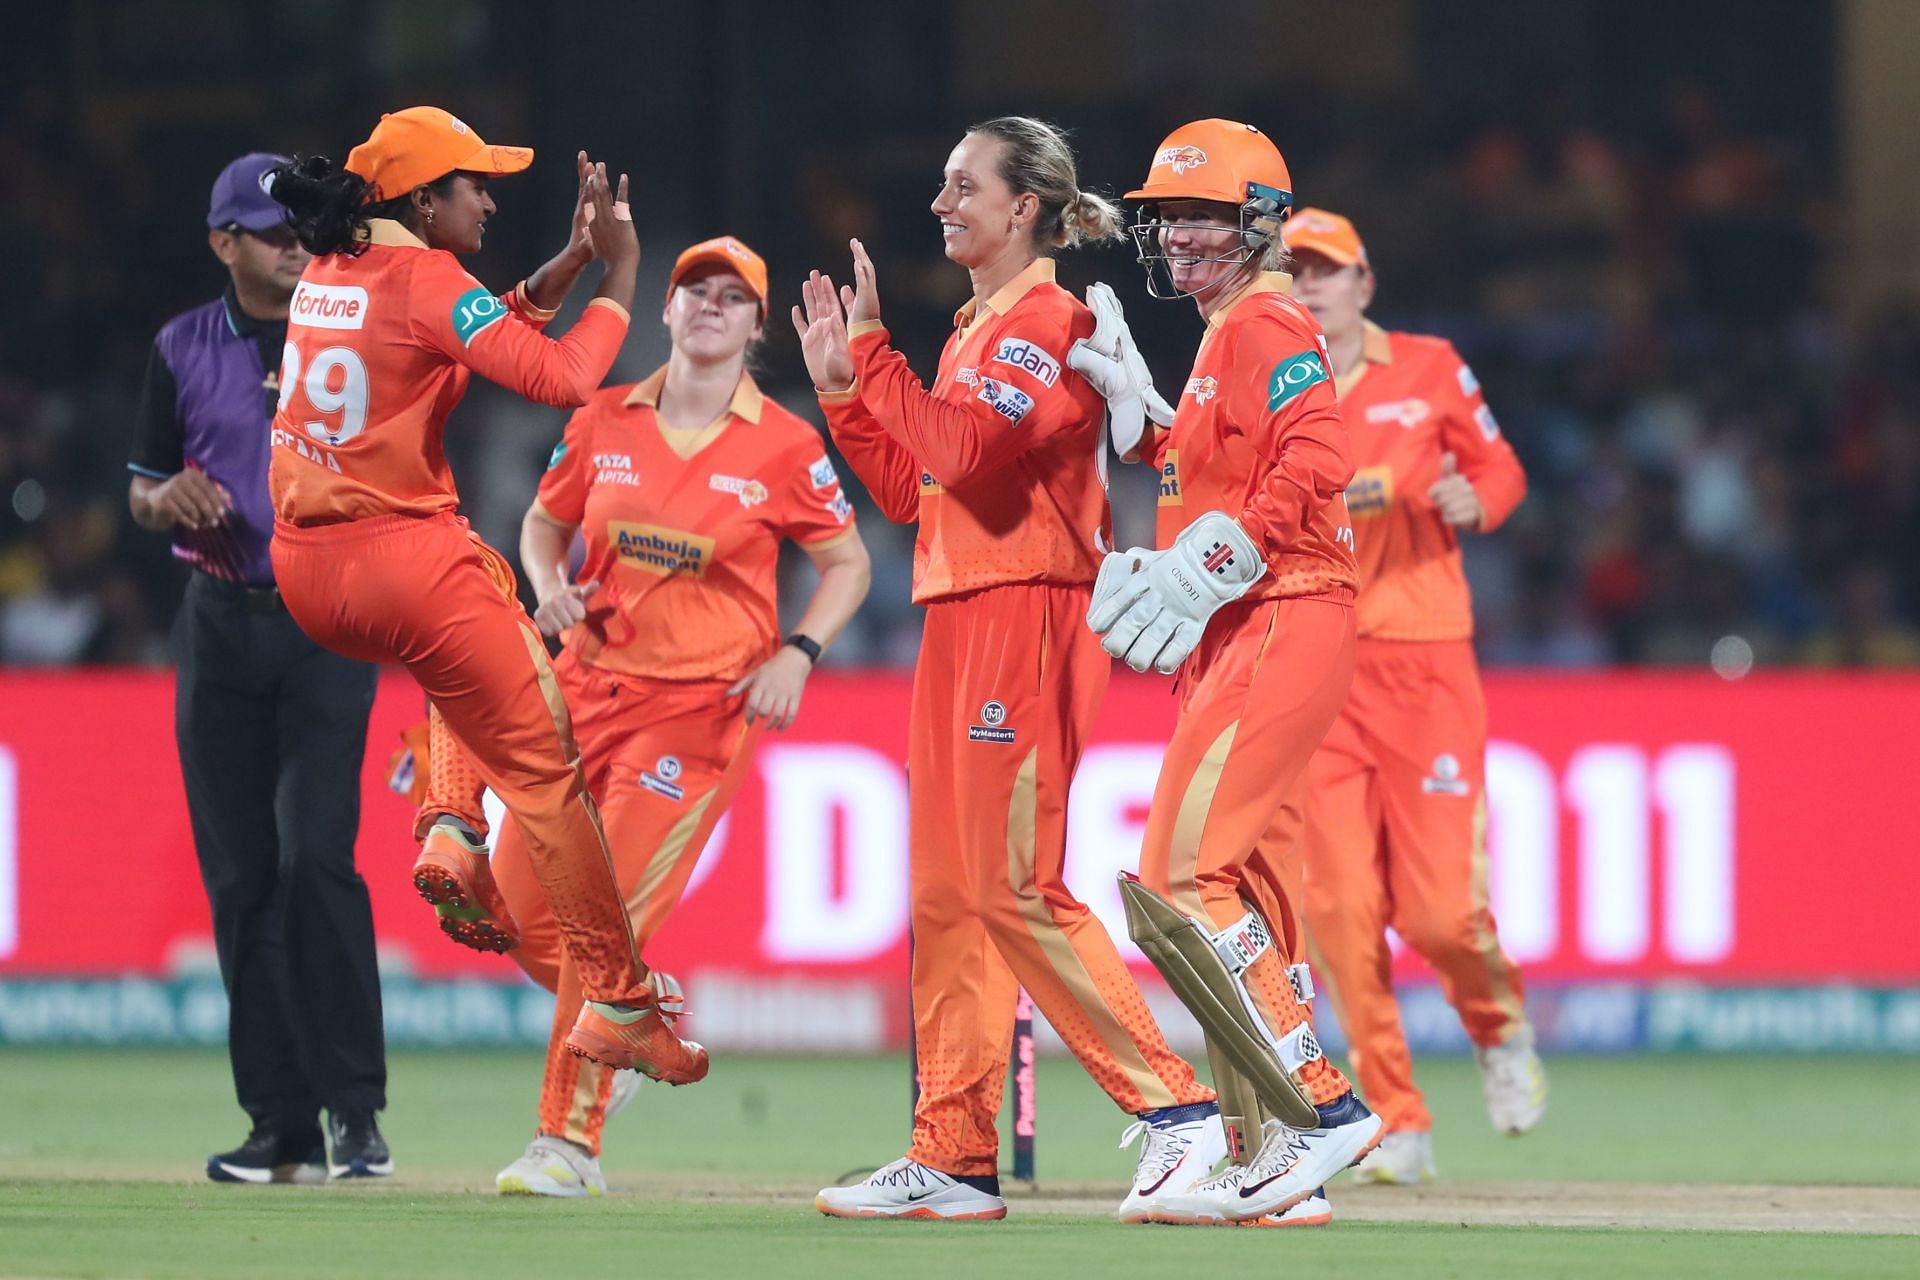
131,284,286,587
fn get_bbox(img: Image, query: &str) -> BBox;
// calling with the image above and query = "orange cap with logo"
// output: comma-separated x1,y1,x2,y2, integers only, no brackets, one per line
667,236,770,313
1127,118,1293,206
1282,207,1368,268
345,106,533,202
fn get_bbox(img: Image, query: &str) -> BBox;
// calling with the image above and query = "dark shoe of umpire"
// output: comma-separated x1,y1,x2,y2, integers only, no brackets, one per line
207,1121,328,1185
328,1110,394,1179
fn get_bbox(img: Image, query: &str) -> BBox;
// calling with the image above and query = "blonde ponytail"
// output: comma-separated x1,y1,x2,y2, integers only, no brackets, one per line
968,116,1124,252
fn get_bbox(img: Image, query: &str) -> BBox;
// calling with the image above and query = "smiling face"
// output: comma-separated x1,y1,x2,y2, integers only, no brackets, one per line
930,132,1036,268
1152,198,1254,301
418,172,495,254
664,264,763,364
1289,251,1374,342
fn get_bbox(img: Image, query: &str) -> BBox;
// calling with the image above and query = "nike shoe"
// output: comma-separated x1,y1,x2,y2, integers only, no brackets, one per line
1477,1027,1547,1135
1115,1102,1227,1223
327,1110,394,1179
1226,1095,1383,1221
1241,1186,1332,1228
815,1157,1007,1221
566,984,708,1084
412,821,518,954
1351,1129,1436,1185
496,1135,606,1198
206,1123,326,1185
1142,1155,1250,1225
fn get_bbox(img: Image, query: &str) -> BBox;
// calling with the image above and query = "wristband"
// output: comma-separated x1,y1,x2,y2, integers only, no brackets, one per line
783,633,822,665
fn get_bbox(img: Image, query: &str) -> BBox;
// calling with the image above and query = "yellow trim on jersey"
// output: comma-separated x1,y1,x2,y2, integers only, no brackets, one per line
586,297,631,325
362,217,427,249
953,258,1057,338
622,366,765,424
1205,271,1295,331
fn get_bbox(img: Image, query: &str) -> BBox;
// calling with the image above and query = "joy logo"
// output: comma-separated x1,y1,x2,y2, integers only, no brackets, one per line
1156,145,1208,175
990,338,1061,388
1267,351,1329,412
290,282,368,330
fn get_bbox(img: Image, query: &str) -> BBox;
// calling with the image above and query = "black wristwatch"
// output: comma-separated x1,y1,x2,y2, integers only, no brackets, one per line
783,633,822,665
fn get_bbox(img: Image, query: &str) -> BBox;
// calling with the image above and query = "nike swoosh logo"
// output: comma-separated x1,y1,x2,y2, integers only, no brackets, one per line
1238,1171,1292,1199
905,1188,939,1201
1137,1166,1181,1196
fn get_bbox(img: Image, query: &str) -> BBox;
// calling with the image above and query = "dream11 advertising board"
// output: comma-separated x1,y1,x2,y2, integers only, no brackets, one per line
2,669,1918,1051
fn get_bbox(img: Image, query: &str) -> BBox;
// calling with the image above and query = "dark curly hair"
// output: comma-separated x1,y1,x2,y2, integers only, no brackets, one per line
269,155,458,256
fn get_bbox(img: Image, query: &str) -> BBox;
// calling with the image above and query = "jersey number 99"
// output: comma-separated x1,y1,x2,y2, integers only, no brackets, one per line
279,341,370,446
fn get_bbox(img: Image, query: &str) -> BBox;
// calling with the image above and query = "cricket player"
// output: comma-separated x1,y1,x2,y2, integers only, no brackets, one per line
418,236,872,1197
796,117,1222,1223
1283,209,1544,1185
1076,119,1381,1225
265,106,702,1082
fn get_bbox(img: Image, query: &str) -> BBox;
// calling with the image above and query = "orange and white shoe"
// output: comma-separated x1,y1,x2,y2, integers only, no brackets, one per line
411,821,518,954
565,977,708,1085
815,1158,1008,1221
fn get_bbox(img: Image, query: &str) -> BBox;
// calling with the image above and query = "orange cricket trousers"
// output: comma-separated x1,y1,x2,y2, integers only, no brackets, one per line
909,583,1211,1178
270,511,647,1006
1301,638,1528,1134
1138,595,1359,1109
462,654,761,1155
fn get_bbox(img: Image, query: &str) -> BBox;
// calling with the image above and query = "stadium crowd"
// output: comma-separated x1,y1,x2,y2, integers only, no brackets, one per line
3,70,1915,671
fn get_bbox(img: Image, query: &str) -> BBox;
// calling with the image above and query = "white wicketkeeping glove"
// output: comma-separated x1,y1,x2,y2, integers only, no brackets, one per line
1084,512,1267,674
1067,284,1174,461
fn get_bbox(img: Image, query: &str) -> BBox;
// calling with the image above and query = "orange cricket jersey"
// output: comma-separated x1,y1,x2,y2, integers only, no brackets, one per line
536,368,857,682
270,218,629,525
1335,322,1526,640
819,259,1110,603
1154,273,1357,602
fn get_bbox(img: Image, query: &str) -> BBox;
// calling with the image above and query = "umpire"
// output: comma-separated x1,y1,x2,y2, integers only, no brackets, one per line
128,153,391,1183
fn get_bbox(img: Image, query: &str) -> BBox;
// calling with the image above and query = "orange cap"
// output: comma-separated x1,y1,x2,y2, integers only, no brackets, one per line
1127,118,1292,207
1282,207,1368,268
345,107,533,202
667,236,769,312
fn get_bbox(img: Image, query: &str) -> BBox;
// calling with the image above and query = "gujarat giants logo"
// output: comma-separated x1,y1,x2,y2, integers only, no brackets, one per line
1156,145,1208,175
1185,375,1218,404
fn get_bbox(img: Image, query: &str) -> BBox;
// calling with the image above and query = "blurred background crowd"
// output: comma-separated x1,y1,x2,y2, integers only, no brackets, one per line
4,0,1918,671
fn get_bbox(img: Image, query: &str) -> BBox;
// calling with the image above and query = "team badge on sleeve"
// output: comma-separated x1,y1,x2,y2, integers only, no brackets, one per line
829,493,853,524
1475,404,1501,441
1458,364,1481,397
451,287,508,346
1267,351,1330,412
546,442,567,469
808,456,839,490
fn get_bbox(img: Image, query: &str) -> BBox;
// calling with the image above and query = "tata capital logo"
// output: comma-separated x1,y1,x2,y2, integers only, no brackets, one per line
1157,145,1208,175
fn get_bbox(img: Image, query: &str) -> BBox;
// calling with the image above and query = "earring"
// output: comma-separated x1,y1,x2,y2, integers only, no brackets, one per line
424,208,436,227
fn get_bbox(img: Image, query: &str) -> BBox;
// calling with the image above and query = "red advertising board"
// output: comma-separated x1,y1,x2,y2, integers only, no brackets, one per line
4,670,1917,1039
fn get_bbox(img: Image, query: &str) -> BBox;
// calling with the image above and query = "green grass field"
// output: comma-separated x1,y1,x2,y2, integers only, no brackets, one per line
2,1049,1917,1278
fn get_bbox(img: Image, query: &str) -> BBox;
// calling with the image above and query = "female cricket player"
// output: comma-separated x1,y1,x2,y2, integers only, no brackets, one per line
266,106,703,1083
1283,209,1543,1187
1079,119,1384,1225
417,235,873,1197
796,117,1222,1223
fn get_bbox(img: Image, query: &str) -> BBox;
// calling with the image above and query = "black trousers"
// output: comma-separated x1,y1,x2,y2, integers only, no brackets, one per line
173,571,385,1130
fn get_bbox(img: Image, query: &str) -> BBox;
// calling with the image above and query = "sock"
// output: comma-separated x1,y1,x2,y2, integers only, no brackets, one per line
1138,1100,1218,1126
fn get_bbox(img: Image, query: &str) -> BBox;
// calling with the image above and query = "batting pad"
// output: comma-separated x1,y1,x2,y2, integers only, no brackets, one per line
1119,873,1321,1128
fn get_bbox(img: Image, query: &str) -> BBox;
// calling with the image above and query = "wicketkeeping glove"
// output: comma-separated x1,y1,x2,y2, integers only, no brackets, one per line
1084,511,1267,674
1067,283,1175,461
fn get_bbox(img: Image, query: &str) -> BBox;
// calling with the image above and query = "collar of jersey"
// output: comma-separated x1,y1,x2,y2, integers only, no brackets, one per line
361,218,429,249
622,365,765,425
1204,270,1295,330
1360,320,1394,365
952,257,1056,331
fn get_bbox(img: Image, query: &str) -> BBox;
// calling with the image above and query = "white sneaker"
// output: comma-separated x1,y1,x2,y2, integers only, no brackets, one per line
1351,1129,1436,1185
495,1135,606,1198
1240,1186,1333,1228
605,1069,644,1120
1226,1096,1383,1221
1141,1157,1247,1225
1115,1105,1228,1223
815,1157,1007,1220
1476,1028,1547,1135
